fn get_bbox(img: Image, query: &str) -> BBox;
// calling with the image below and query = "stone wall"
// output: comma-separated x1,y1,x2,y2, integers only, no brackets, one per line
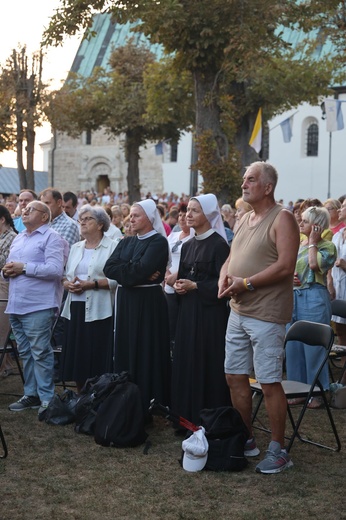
48,128,164,197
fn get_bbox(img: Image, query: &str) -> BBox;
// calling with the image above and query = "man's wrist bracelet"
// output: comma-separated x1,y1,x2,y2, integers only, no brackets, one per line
94,279,99,290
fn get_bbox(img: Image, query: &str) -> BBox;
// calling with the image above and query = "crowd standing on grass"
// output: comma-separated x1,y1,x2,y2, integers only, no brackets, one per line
1,167,346,474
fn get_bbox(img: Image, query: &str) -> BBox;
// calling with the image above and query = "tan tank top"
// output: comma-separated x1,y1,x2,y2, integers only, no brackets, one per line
228,204,293,324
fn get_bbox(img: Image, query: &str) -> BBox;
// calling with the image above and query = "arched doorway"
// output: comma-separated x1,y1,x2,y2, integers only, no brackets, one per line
97,174,110,193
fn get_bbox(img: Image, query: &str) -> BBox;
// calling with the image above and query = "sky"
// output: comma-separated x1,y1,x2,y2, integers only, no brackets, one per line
0,0,82,170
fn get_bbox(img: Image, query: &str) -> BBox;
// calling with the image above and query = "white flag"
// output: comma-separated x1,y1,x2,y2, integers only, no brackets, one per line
325,99,344,132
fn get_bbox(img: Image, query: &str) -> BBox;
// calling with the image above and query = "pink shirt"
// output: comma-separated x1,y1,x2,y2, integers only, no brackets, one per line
331,222,346,235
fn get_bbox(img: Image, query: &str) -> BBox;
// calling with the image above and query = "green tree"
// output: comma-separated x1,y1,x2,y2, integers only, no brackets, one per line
43,1,344,200
46,41,193,203
0,46,47,190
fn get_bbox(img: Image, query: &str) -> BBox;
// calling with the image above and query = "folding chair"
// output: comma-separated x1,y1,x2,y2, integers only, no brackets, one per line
0,425,8,458
330,299,346,383
50,314,65,389
0,299,24,383
251,320,341,452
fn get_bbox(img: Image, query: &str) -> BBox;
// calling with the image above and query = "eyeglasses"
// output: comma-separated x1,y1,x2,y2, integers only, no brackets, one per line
171,240,182,253
22,206,46,214
78,216,96,224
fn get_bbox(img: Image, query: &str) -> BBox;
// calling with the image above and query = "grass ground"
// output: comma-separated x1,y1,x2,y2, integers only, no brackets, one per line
1,372,346,520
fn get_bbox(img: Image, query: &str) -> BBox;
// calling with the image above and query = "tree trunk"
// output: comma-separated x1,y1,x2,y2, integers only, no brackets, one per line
193,69,228,162
16,106,27,190
125,130,142,204
26,126,35,190
25,73,36,190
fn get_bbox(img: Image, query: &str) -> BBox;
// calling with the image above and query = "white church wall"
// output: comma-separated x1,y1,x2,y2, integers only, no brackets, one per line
162,132,193,196
269,98,346,204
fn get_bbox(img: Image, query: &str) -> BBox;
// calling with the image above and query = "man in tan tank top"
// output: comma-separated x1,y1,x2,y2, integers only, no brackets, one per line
218,161,299,474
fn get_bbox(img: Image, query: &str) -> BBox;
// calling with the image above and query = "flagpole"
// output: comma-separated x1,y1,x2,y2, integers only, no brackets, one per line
269,110,299,132
327,132,332,198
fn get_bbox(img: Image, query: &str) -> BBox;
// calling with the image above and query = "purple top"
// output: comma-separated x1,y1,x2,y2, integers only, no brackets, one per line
5,224,68,315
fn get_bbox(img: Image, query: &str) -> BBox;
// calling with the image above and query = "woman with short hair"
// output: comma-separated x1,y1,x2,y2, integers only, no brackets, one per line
323,198,345,235
233,197,252,234
286,206,337,408
61,204,118,392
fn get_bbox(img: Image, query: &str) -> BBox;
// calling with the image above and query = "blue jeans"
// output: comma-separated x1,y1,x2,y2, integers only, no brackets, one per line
285,284,331,389
10,309,55,402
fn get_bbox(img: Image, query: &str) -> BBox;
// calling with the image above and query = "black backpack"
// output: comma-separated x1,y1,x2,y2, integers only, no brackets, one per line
75,372,129,435
191,406,249,472
94,381,148,448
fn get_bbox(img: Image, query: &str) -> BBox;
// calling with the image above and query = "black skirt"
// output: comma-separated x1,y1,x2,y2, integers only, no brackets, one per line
61,301,114,383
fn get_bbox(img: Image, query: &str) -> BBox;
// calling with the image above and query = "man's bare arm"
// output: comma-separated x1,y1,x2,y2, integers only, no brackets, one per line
218,249,232,298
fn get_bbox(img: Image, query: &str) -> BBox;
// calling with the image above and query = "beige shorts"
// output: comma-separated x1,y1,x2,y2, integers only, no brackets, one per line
224,311,285,383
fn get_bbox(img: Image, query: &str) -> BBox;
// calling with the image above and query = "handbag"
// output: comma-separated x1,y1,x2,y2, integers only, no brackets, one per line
40,389,79,425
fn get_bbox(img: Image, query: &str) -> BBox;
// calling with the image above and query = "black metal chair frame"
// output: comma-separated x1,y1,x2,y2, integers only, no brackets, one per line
0,425,8,458
251,320,341,453
0,299,24,384
330,299,346,383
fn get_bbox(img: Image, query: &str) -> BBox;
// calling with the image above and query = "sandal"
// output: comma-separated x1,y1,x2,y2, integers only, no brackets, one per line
307,397,324,409
287,398,305,406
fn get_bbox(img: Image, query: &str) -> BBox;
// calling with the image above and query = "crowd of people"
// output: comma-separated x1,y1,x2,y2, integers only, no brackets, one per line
0,165,346,475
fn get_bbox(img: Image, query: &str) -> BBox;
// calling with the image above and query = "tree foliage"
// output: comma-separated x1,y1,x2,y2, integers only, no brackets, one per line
43,0,346,201
46,40,193,202
0,46,47,189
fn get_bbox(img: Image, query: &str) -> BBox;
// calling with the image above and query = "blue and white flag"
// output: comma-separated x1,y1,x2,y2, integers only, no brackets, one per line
325,99,344,132
280,116,293,143
155,142,163,155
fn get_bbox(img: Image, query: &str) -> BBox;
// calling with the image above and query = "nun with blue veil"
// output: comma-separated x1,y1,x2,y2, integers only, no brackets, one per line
172,194,231,427
104,199,171,420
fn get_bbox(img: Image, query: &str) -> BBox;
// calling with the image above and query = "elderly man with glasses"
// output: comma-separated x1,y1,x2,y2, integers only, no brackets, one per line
2,201,69,415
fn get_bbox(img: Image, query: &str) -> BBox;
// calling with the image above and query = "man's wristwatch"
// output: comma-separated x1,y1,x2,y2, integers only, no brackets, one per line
246,279,255,291
22,264,27,274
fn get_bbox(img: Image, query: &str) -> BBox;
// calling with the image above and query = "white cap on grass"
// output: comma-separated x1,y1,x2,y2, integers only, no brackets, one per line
182,426,208,472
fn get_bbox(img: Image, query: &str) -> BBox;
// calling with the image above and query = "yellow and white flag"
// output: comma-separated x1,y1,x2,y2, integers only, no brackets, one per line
249,108,262,153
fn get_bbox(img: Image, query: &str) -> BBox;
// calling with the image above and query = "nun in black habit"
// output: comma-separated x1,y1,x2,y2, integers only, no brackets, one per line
104,199,171,419
172,194,231,426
